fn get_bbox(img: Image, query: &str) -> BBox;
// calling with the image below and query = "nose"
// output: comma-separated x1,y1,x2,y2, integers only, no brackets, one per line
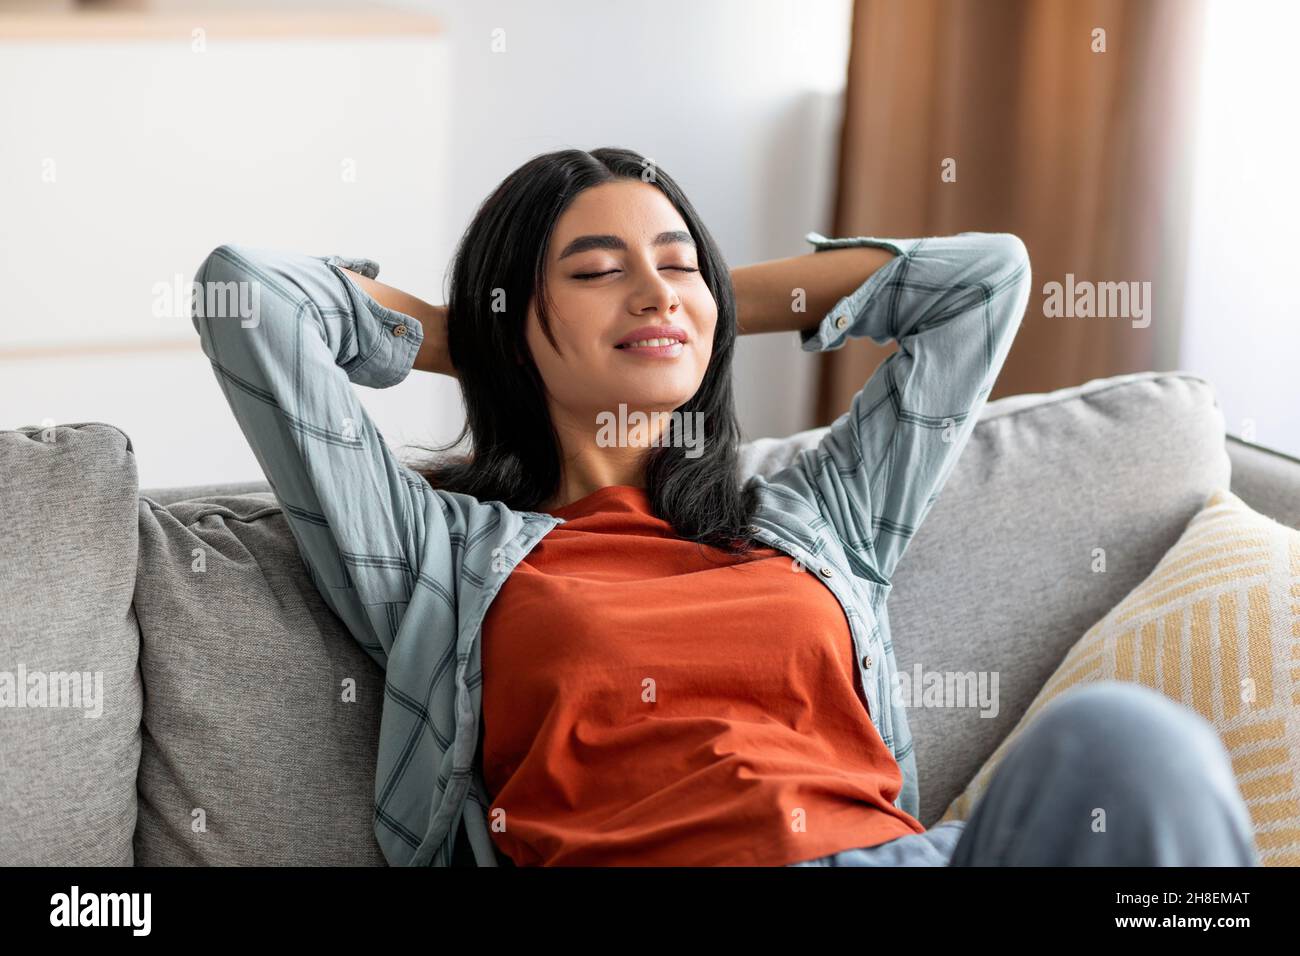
633,265,681,316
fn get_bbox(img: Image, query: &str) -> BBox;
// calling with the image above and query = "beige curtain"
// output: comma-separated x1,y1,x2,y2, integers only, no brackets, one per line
817,0,1207,422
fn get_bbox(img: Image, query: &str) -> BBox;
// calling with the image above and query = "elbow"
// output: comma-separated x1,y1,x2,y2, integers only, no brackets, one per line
985,232,1032,322
949,232,1032,304
988,233,1030,282
990,233,1032,348
196,244,247,286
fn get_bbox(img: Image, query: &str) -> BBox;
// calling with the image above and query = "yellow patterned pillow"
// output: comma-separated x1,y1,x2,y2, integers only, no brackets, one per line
939,488,1300,865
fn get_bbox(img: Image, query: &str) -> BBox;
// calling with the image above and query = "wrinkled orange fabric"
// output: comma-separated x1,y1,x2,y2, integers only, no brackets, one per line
480,484,923,866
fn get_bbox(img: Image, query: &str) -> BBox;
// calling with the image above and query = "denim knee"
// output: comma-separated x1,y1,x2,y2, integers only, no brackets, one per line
957,680,1259,865
1025,680,1236,792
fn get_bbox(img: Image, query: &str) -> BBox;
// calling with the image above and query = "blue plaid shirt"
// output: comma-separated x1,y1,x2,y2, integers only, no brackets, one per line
192,230,1030,865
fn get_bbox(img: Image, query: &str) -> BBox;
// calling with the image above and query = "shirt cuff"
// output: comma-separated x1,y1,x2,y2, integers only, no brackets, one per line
322,254,425,388
798,231,910,352
323,253,382,280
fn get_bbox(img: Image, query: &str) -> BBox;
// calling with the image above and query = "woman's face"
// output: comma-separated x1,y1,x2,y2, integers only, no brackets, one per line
525,179,718,435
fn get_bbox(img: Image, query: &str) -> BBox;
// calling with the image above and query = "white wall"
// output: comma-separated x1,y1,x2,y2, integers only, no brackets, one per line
0,0,854,489
1180,0,1300,457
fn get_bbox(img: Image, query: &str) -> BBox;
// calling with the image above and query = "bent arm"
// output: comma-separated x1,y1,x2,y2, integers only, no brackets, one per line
779,231,1032,584
192,245,454,671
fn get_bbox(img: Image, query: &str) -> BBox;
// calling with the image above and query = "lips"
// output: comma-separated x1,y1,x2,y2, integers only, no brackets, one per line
614,325,688,349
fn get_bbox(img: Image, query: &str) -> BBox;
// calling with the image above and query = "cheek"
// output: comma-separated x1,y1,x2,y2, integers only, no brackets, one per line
526,308,597,378
688,284,718,326
695,300,719,350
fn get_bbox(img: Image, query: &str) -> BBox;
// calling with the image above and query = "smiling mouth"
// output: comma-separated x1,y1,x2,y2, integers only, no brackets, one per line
615,336,687,350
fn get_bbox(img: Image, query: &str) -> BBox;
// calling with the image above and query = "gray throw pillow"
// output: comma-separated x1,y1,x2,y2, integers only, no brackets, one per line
0,423,143,865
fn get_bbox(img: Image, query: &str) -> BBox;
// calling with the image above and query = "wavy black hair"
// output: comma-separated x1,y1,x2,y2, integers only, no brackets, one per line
406,146,760,556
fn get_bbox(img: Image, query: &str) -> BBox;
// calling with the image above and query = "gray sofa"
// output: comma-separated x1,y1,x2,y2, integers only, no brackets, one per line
3,369,1298,866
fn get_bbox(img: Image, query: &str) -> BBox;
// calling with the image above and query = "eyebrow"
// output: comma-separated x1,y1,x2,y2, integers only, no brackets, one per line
556,230,696,260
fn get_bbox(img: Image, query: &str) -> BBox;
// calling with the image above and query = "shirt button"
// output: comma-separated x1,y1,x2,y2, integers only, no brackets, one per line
818,566,834,578
862,654,873,669
834,315,848,330
392,324,408,337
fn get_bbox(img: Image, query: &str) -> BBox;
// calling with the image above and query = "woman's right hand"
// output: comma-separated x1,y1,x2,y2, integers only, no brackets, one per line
339,266,456,378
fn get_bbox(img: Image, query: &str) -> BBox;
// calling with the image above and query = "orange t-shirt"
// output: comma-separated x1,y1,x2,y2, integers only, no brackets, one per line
479,484,924,866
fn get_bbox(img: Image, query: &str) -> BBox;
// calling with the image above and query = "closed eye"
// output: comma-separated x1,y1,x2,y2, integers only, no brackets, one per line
573,267,699,280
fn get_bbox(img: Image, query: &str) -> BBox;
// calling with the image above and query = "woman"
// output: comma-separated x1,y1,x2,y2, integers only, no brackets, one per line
192,147,1258,867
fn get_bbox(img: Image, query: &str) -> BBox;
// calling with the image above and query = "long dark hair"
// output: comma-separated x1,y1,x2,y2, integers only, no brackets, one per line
405,147,759,556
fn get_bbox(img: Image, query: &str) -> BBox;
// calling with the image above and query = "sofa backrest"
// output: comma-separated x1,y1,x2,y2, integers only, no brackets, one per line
0,423,143,865
876,372,1233,822
1225,434,1300,533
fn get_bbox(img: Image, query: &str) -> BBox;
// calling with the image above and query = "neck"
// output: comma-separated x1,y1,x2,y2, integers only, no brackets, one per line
542,408,661,511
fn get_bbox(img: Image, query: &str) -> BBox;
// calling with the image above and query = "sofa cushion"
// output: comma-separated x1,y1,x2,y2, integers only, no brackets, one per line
740,371,1231,825
132,492,386,865
0,423,143,865
939,488,1300,865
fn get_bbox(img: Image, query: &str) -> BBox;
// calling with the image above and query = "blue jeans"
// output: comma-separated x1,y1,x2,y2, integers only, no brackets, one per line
788,681,1261,866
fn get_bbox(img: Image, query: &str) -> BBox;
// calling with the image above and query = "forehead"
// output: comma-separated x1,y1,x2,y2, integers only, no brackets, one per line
549,180,690,257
